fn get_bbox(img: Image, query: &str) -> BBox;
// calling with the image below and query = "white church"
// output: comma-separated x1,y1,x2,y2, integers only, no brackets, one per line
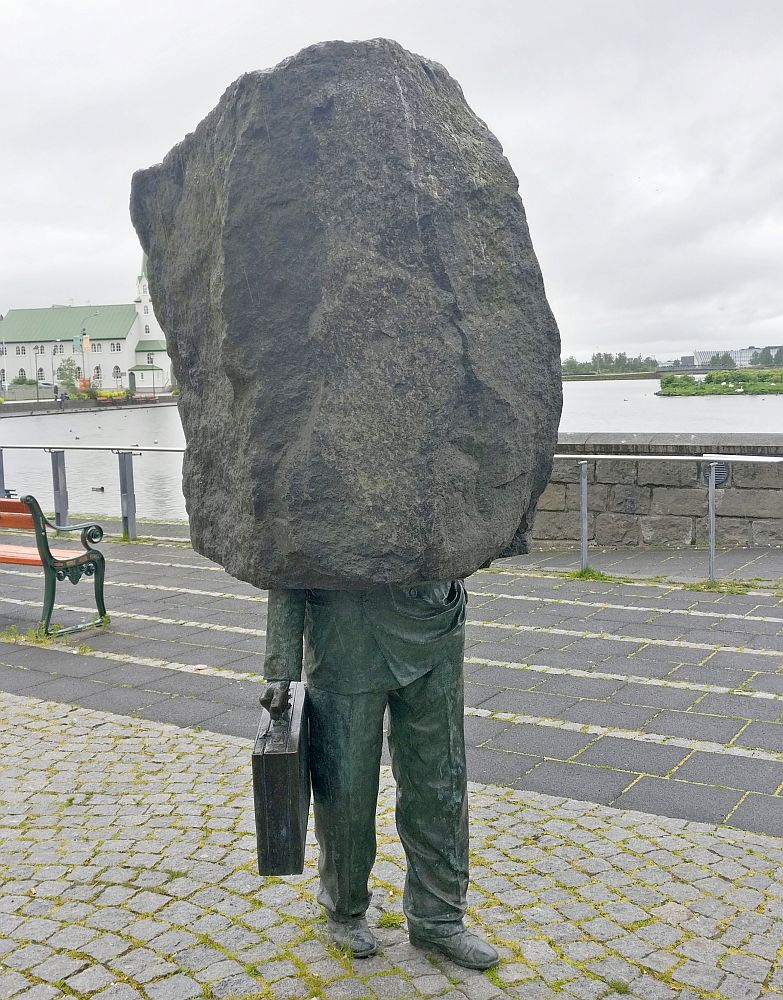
0,259,172,394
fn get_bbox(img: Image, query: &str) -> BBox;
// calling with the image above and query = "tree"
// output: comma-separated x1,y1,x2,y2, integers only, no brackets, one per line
757,346,774,367
56,357,79,389
709,352,736,369
774,347,783,366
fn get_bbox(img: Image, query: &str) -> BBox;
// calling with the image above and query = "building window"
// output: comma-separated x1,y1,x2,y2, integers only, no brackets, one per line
93,365,102,383
112,365,122,383
75,366,82,380
143,305,149,314
18,368,26,379
0,346,5,356
110,342,121,352
144,325,150,335
55,343,65,354
92,342,102,353
0,369,5,384
16,346,25,355
143,283,148,294
146,353,154,365
37,367,45,381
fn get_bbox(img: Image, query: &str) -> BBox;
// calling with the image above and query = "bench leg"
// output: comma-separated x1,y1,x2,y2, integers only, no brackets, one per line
93,554,107,622
39,568,57,637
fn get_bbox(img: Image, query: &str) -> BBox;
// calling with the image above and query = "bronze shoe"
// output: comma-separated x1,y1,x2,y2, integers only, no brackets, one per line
410,928,499,970
326,914,377,958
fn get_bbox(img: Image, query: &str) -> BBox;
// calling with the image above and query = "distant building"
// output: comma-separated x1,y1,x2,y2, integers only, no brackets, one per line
693,346,783,368
0,258,171,393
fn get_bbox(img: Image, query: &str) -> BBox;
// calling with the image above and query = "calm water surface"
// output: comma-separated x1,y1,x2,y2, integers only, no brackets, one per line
3,383,782,521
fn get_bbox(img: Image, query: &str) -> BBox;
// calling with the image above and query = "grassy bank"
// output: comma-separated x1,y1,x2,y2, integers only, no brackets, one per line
659,368,783,396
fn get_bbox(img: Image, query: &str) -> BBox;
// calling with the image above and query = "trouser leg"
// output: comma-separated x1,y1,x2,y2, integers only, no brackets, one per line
387,655,469,936
307,685,388,921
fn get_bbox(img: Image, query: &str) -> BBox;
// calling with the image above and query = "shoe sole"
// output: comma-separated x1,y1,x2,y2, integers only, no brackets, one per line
409,934,499,970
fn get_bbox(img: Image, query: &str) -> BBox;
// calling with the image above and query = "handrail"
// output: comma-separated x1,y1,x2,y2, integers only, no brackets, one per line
2,445,782,462
0,444,185,453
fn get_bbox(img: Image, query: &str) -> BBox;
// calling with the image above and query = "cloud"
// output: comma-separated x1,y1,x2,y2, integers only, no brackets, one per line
1,0,781,360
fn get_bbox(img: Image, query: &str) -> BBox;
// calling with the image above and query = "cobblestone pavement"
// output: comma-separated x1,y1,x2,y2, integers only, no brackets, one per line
2,691,783,1000
1,541,783,837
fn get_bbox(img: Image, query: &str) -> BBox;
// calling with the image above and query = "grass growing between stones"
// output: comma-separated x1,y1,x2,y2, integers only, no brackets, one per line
564,567,615,582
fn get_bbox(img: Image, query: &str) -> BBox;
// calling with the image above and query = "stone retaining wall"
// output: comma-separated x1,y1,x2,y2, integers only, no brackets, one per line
533,434,783,547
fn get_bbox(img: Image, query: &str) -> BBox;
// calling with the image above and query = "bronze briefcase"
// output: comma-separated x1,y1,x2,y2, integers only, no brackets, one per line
252,681,311,875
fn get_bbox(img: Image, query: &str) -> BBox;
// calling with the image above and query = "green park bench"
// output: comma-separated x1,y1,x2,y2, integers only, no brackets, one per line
0,495,108,636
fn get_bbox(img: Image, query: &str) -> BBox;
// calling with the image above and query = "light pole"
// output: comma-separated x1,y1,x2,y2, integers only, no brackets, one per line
50,339,62,383
76,312,99,388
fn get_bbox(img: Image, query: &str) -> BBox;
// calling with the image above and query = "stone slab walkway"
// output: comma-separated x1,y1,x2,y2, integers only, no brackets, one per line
2,692,783,1000
1,541,783,838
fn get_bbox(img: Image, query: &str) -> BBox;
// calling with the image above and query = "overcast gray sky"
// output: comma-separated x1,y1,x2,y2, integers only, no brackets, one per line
2,0,781,361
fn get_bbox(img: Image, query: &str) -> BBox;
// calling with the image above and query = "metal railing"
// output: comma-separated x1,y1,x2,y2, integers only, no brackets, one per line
560,453,783,581
1,445,782,580
0,444,185,540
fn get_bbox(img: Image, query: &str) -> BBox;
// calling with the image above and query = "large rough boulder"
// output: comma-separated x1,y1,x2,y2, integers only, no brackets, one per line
130,38,562,589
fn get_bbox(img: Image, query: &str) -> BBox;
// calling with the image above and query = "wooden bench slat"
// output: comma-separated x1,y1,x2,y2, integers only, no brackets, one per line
0,512,35,530
0,544,87,564
0,544,43,566
0,500,27,512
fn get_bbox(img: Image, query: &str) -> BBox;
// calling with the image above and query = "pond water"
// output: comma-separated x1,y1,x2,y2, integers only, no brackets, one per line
2,382,782,521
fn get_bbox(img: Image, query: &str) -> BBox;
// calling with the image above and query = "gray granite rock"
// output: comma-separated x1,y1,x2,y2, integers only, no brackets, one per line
130,38,561,588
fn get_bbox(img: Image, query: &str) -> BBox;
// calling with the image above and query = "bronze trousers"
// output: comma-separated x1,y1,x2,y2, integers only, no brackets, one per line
307,654,469,935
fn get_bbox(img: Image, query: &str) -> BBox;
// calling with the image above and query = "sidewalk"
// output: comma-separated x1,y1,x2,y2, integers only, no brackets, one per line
1,539,783,998
2,692,782,1000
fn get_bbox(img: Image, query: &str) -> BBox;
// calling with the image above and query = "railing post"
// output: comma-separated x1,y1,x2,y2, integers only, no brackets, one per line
0,449,5,497
117,451,137,541
50,450,69,527
708,461,717,583
579,460,589,572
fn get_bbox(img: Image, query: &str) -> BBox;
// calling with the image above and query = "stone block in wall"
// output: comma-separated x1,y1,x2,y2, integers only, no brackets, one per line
651,488,707,517
752,519,783,545
532,510,595,541
595,459,637,484
595,513,640,545
715,488,783,519
536,483,567,511
550,458,595,484
566,483,609,512
732,464,783,489
640,515,693,546
637,461,699,487
608,484,651,515
693,516,752,547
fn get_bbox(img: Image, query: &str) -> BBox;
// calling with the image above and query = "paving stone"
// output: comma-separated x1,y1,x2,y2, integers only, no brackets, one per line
0,971,32,998
514,760,637,803
572,737,690,775
613,777,742,823
145,974,202,1000
64,965,114,993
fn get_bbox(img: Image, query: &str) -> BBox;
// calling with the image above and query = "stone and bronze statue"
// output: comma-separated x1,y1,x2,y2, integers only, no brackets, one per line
131,38,562,970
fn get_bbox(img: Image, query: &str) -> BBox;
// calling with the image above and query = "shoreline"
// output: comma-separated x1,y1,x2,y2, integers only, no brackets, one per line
0,398,178,418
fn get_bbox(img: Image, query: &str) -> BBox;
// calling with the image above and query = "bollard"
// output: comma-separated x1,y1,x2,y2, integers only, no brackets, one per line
117,451,138,540
0,449,5,498
579,460,588,572
50,450,69,527
708,461,717,583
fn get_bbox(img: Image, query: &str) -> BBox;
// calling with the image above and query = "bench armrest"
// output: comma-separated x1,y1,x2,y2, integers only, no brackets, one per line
45,519,104,548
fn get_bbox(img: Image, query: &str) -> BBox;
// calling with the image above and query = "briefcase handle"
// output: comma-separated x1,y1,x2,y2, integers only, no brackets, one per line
259,691,293,736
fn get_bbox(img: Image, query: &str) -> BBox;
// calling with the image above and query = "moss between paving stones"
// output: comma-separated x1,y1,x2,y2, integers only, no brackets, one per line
1,693,783,999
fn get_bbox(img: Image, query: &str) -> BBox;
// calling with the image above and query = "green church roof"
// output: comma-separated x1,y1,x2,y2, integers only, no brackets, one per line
135,340,167,352
0,305,137,344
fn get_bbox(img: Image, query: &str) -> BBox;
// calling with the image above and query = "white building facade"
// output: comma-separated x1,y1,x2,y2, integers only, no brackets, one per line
0,261,172,394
